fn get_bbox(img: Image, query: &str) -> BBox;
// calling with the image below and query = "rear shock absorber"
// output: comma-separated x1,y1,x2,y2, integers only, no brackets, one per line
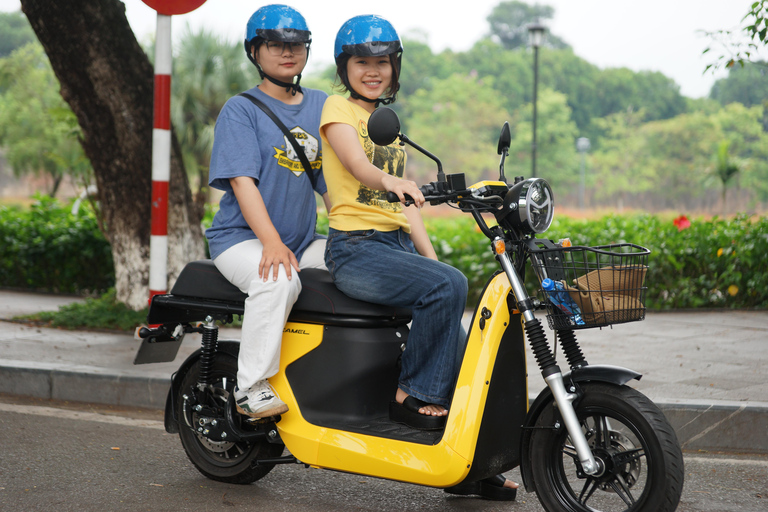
557,329,588,370
197,316,218,389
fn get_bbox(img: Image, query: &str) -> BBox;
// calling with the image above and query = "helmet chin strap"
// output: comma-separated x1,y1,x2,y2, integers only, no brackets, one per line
349,88,395,107
247,50,303,95
262,71,303,95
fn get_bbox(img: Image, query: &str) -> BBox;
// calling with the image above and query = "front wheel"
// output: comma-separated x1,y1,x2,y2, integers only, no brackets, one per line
529,382,684,512
176,352,284,484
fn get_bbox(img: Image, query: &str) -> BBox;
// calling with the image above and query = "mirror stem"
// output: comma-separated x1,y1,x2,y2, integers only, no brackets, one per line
499,149,509,184
399,133,445,182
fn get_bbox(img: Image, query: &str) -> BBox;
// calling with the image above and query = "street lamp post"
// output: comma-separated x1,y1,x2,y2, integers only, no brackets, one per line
576,137,591,210
528,22,545,178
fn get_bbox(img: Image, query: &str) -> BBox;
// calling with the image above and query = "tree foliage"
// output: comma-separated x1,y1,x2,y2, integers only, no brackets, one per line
0,43,91,196
171,25,260,211
486,1,569,50
710,61,768,107
20,0,204,311
589,102,768,211
401,74,511,182
506,88,579,187
715,140,741,214
453,39,687,139
0,11,35,58
703,0,768,71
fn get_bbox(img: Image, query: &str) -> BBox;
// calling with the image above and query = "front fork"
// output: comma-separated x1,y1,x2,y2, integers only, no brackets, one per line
496,248,601,476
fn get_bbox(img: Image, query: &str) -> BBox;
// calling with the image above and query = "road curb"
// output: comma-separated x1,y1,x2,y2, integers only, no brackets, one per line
655,399,768,454
2,361,766,454
0,361,169,410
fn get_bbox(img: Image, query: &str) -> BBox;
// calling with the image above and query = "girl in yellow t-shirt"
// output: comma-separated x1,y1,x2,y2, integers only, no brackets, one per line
321,14,464,430
320,16,518,500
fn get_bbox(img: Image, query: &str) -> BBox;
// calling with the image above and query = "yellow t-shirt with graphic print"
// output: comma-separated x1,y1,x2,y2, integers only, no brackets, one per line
320,95,410,233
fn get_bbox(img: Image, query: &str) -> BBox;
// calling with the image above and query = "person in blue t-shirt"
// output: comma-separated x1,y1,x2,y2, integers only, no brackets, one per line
206,4,329,419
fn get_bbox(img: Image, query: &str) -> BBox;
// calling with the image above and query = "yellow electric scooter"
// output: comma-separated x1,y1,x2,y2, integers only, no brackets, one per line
136,107,683,512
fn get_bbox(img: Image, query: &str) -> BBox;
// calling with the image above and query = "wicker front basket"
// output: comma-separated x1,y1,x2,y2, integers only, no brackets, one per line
532,243,650,330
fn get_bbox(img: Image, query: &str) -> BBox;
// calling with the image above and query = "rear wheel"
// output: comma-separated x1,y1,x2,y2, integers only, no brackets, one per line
530,382,683,512
176,353,284,484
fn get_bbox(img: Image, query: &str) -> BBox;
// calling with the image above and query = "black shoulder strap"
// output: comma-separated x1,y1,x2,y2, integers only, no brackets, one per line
238,92,318,189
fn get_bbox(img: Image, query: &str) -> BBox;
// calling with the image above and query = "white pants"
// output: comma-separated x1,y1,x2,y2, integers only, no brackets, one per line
213,238,327,390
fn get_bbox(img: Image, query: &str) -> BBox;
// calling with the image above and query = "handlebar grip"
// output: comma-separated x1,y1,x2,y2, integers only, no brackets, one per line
386,191,415,204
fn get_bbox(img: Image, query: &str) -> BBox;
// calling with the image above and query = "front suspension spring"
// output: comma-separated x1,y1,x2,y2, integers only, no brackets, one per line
198,317,218,388
557,329,588,370
525,318,558,374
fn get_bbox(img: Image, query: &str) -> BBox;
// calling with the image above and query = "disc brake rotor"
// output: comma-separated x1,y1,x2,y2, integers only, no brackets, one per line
186,385,236,453
591,429,642,490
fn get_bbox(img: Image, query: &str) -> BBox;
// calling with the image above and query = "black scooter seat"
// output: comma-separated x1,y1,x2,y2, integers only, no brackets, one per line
155,259,411,325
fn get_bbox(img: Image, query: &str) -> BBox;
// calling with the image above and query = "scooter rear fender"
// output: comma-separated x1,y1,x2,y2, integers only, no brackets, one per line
519,364,642,492
163,340,240,434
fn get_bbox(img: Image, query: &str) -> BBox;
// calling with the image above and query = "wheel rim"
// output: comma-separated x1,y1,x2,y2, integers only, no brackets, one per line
549,409,654,511
180,373,257,468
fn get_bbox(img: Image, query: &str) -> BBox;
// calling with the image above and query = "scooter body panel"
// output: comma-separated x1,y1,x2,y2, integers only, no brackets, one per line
270,272,526,487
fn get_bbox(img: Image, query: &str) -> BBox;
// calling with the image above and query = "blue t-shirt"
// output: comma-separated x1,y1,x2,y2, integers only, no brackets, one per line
206,86,328,260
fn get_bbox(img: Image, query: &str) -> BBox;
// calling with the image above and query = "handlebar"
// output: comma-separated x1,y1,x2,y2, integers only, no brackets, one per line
385,182,455,207
385,176,511,240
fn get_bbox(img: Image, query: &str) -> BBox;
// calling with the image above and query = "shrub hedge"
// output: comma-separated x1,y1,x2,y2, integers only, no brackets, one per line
422,212,768,309
0,196,113,295
3,198,766,309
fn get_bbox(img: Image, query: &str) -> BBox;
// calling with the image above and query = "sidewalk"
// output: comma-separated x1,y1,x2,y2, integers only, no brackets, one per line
1,289,766,453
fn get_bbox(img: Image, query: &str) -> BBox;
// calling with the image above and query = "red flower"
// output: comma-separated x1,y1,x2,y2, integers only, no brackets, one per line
673,215,691,231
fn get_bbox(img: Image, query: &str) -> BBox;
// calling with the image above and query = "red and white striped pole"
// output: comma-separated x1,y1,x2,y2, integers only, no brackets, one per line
149,13,172,300
142,0,207,301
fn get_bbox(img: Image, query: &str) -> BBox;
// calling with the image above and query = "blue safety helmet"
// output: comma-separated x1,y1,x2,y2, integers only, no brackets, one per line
334,14,402,65
244,4,312,94
244,4,311,52
334,15,403,105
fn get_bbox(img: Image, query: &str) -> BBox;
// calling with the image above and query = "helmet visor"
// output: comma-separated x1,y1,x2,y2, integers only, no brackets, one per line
342,40,401,58
257,28,312,44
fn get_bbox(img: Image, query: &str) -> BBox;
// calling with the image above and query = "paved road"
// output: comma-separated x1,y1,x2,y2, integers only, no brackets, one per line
1,396,766,512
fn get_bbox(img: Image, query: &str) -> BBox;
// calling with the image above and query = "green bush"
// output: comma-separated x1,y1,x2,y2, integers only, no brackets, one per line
0,195,113,295
545,213,768,310
426,212,767,310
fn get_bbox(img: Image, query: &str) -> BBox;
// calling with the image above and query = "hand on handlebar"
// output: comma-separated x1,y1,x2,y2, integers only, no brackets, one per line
383,175,425,208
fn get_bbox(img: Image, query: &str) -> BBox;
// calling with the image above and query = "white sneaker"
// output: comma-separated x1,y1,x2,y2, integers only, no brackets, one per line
234,380,288,418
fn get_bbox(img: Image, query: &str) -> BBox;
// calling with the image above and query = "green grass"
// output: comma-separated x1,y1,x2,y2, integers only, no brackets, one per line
17,288,147,332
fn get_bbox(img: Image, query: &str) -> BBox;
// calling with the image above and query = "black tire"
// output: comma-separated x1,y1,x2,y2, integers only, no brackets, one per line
176,353,284,484
529,382,684,512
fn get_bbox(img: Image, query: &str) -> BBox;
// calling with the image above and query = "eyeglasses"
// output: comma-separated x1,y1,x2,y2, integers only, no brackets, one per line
264,41,308,56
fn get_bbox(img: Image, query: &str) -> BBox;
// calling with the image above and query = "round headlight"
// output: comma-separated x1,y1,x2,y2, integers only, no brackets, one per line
521,178,554,233
500,178,554,234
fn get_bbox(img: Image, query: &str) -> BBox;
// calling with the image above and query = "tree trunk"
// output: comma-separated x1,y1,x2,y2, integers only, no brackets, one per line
21,0,204,310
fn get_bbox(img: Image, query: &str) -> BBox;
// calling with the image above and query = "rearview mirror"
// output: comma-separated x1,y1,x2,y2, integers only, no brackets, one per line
368,107,401,146
497,122,511,155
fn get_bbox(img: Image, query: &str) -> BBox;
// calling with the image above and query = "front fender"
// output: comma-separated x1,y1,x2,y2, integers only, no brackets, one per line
519,364,642,491
164,340,240,433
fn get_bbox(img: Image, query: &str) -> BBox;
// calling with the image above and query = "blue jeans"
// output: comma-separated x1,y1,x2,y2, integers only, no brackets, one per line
325,228,468,408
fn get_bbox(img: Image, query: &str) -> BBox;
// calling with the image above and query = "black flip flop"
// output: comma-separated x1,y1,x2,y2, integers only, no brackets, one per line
444,474,518,501
389,396,447,431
